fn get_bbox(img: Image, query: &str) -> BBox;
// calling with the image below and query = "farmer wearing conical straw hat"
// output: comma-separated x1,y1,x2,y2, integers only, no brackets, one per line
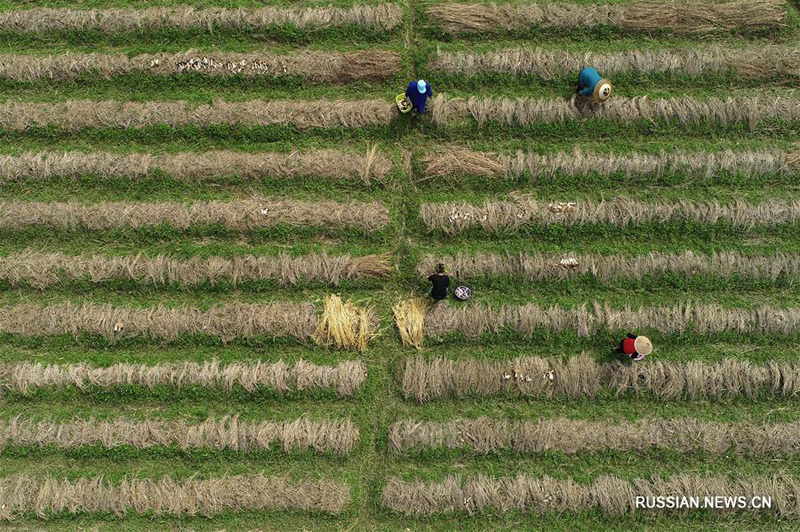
397,79,434,114
615,333,653,361
576,67,612,103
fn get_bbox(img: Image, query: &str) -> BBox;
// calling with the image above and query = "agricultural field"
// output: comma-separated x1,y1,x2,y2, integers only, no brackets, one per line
0,0,799,530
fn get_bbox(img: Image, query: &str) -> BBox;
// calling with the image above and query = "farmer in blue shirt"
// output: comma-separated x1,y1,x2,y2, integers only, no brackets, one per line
405,79,434,114
576,67,612,102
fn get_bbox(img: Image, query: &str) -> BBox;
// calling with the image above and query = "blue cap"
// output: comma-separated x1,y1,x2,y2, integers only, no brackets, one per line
417,80,428,94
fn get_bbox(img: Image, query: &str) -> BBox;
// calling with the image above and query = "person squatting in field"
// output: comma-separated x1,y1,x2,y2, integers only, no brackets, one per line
576,67,612,102
616,333,653,361
406,79,434,114
428,263,450,301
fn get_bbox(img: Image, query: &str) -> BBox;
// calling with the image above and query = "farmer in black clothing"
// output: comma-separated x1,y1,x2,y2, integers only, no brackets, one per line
428,263,450,301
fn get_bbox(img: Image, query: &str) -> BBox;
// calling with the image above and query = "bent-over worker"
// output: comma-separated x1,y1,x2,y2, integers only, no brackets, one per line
576,67,612,102
428,263,450,301
615,333,653,361
406,79,434,114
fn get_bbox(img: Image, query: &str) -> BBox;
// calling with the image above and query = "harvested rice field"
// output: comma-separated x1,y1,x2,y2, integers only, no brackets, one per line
0,0,798,530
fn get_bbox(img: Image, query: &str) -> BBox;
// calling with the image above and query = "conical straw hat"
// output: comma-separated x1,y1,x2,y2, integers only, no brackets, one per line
634,336,653,356
592,80,612,102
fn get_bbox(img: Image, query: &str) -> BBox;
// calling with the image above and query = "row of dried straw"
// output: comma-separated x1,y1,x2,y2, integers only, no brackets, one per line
0,50,399,82
428,94,800,131
1,358,367,397
416,250,800,283
421,195,800,234
389,417,800,456
0,251,391,289
421,146,800,180
382,473,799,516
0,415,358,455
0,4,403,32
0,473,350,519
414,300,800,340
0,296,378,350
402,355,800,403
0,146,392,184
427,1,786,35
0,99,395,131
431,45,800,79
0,198,390,232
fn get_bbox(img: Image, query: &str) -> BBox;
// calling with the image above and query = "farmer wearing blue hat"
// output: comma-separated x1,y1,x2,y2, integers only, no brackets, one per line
397,79,434,114
576,67,612,102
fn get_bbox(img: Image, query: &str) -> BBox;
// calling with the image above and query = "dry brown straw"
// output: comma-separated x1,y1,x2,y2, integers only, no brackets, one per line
0,473,350,519
427,1,786,35
422,146,800,180
0,198,390,233
431,45,800,79
1,358,367,397
390,417,800,456
0,415,359,455
421,195,800,234
0,299,379,349
393,298,430,350
428,94,800,131
412,300,800,340
0,251,391,289
401,354,800,403
416,251,800,283
0,147,392,184
0,99,395,131
0,4,404,33
382,473,800,517
0,50,400,82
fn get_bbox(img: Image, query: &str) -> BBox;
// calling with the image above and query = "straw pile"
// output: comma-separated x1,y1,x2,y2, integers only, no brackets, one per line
389,417,800,456
401,355,800,402
0,50,400,82
416,251,800,284
421,146,800,181
1,359,367,397
421,196,800,234
428,94,800,131
414,301,800,340
427,1,786,35
313,295,377,351
393,298,430,350
0,251,391,289
0,147,392,184
0,99,395,131
0,4,404,33
0,198,390,233
0,299,379,348
431,45,800,79
382,473,800,516
0,473,350,519
0,415,358,455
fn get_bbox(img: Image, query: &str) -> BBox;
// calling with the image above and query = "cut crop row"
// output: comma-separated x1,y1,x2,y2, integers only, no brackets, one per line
1,358,366,397
0,297,377,350
0,415,357,455
416,250,800,283
0,473,349,519
0,251,391,289
421,196,800,234
427,0,785,35
389,417,800,456
382,473,799,517
0,198,389,232
0,50,399,83
0,147,391,185
0,4,403,33
401,355,800,402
